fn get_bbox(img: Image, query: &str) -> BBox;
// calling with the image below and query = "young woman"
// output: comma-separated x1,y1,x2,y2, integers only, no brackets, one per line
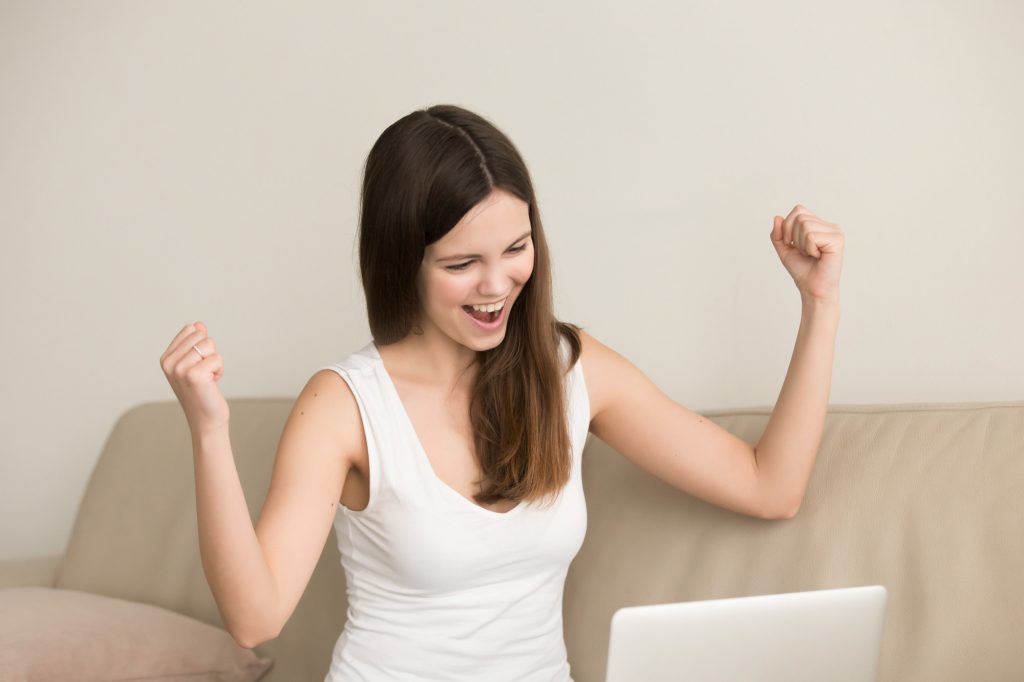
160,104,844,680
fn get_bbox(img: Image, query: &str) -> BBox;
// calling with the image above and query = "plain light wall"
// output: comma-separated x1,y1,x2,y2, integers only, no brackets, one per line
1,0,1020,562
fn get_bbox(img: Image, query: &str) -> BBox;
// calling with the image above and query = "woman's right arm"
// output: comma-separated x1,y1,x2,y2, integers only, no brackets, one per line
192,427,282,647
162,322,358,648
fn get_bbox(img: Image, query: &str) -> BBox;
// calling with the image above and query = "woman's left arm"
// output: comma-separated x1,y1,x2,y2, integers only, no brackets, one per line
755,205,845,515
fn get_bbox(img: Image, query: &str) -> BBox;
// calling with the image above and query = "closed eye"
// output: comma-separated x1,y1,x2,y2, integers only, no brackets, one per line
445,243,528,272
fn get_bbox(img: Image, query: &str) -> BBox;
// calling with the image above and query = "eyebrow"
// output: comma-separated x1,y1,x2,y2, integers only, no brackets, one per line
435,230,532,262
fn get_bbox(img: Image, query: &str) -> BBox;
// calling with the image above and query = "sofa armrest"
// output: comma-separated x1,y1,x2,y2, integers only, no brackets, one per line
0,554,64,588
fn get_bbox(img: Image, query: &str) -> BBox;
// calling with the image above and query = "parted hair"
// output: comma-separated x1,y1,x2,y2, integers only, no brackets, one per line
356,103,582,508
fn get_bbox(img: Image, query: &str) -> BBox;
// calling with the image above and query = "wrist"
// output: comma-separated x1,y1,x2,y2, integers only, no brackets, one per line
191,424,231,449
800,292,840,308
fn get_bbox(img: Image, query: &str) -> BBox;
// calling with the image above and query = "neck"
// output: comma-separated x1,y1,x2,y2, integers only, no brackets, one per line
384,324,480,395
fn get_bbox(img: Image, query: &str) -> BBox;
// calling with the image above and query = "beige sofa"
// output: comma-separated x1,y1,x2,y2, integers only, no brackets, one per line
2,399,1021,681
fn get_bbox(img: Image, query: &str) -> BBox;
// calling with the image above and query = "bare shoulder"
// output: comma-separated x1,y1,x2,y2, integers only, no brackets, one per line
575,327,665,434
303,368,365,470
572,328,773,519
252,368,367,643
575,327,621,426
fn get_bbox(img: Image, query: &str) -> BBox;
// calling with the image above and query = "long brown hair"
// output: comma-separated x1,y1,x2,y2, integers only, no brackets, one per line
356,104,582,509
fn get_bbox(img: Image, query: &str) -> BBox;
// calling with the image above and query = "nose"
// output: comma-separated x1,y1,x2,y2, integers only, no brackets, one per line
477,262,515,299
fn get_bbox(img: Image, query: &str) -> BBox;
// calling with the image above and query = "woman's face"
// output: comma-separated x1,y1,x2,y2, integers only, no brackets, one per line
416,188,535,351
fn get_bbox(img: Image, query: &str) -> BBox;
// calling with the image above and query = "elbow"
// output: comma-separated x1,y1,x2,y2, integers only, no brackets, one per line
778,503,800,520
227,599,282,649
762,493,802,520
232,633,271,650
775,494,803,520
231,630,258,650
230,624,279,650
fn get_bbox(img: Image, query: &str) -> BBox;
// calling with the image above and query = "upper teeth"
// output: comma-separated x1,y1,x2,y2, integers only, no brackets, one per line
469,299,505,313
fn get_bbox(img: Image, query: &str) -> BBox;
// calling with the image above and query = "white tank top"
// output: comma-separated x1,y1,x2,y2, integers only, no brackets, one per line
316,335,590,681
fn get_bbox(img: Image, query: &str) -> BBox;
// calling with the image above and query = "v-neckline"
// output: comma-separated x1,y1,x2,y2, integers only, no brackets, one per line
369,342,526,518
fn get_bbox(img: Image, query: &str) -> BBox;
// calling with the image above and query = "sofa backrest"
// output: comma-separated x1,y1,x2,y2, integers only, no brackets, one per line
58,399,1024,681
55,399,347,682
565,402,1024,682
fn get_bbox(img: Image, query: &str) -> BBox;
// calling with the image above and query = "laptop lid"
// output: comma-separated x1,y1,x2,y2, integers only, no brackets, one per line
605,584,888,682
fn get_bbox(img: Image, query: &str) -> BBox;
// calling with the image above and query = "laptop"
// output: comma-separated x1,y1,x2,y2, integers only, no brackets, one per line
604,584,887,682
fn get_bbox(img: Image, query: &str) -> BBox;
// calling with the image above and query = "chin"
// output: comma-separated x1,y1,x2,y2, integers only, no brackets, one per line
467,331,507,348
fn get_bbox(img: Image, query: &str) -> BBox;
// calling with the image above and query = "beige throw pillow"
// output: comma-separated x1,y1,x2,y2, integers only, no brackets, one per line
0,587,273,681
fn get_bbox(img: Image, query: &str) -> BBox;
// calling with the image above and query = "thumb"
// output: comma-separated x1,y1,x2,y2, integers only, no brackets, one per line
770,216,785,245
770,216,793,256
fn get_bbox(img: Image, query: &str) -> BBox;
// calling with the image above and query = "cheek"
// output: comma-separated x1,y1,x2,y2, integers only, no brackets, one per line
430,277,472,307
516,254,535,281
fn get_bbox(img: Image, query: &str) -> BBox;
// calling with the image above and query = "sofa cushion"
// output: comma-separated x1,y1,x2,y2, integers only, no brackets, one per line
50,400,348,681
0,587,272,681
54,401,295,630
